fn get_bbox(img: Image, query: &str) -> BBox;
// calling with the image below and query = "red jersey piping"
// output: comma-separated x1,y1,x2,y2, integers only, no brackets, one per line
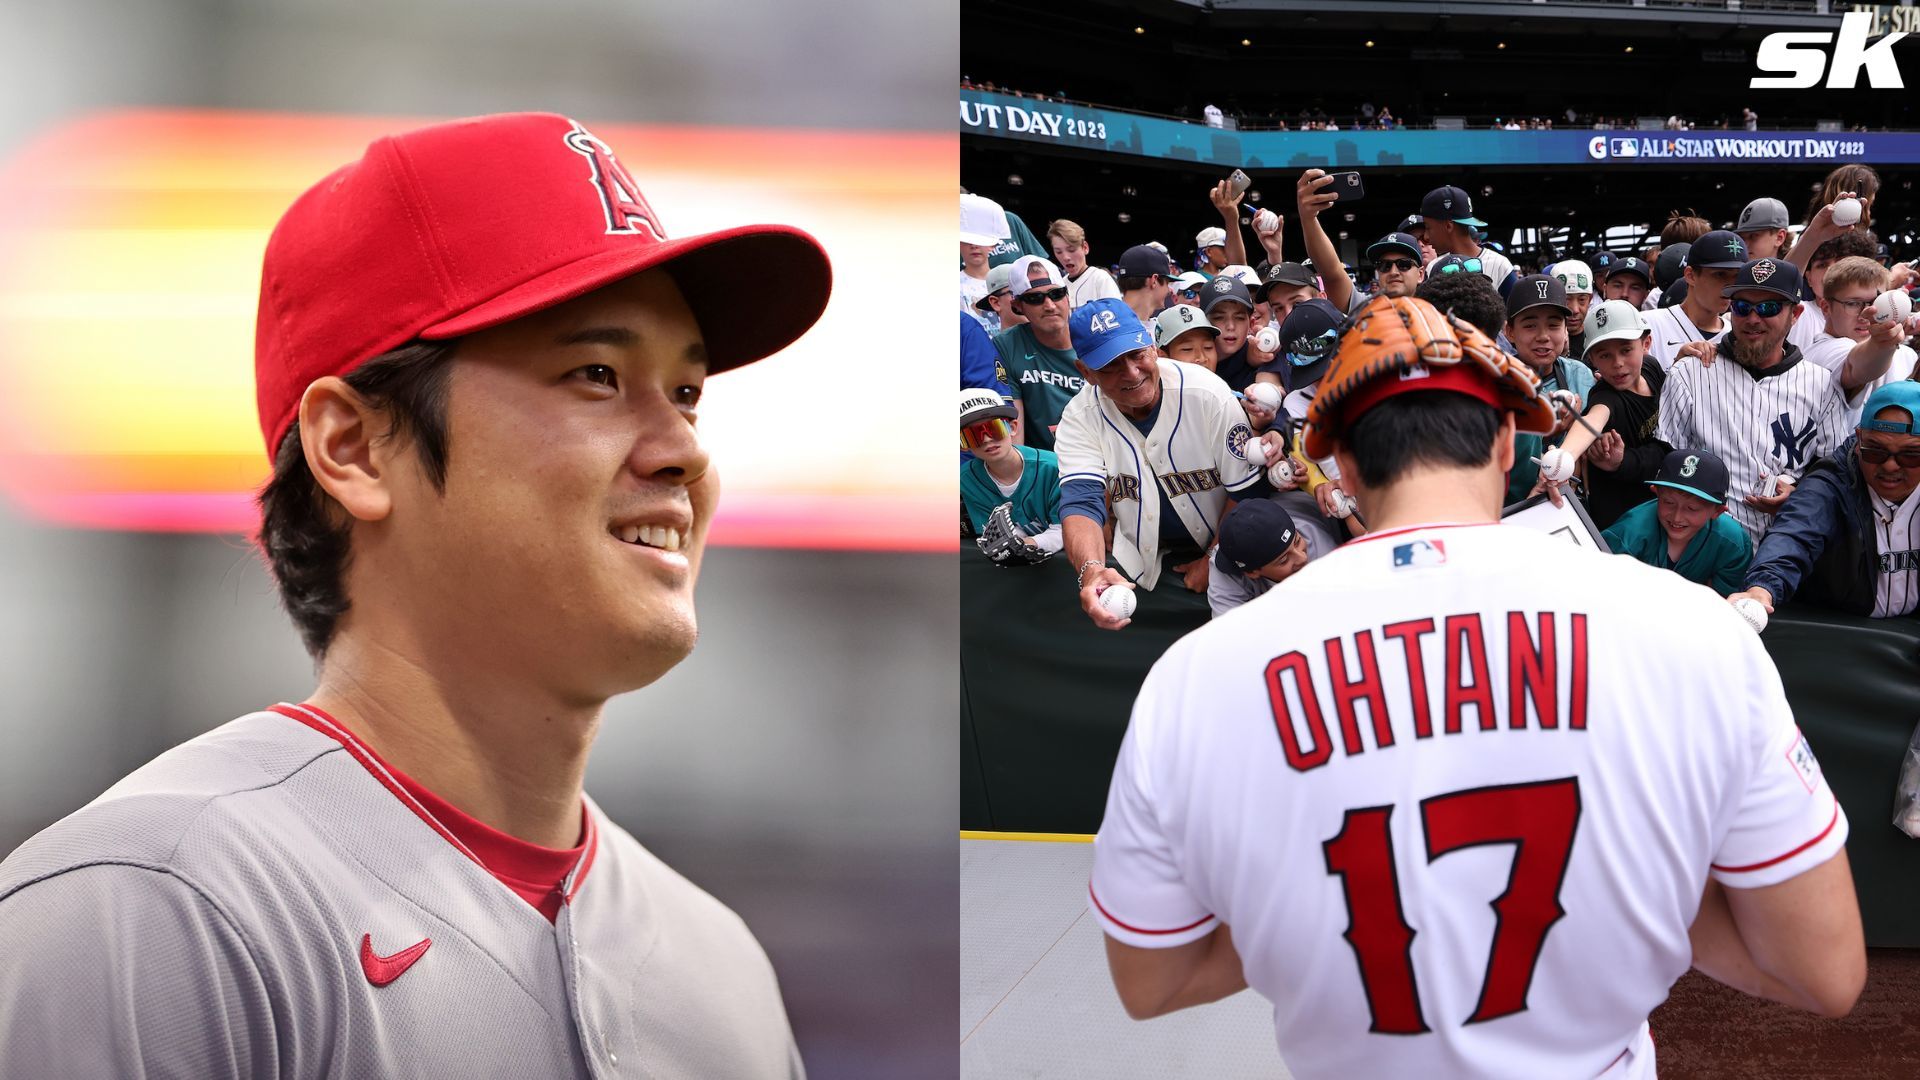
1087,883,1216,935
1710,800,1841,873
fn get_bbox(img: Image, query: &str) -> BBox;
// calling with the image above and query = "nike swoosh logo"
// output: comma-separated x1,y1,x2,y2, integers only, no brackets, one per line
360,933,431,986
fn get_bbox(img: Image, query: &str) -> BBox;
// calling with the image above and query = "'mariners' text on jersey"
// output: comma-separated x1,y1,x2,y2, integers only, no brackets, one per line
1265,611,1590,772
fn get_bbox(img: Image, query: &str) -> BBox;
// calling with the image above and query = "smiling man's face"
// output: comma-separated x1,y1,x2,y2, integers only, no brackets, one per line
1081,347,1161,415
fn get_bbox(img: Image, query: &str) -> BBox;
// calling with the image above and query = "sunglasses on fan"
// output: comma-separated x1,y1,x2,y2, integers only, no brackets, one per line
1016,287,1069,306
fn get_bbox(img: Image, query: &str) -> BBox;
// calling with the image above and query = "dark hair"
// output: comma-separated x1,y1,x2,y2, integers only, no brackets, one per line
256,341,459,659
1415,272,1506,340
1807,164,1880,232
1117,273,1155,293
1660,214,1710,246
1811,228,1879,267
1343,392,1502,488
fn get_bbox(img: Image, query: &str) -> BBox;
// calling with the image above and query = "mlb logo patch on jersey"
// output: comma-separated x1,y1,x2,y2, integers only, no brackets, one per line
1786,729,1823,794
1391,539,1447,568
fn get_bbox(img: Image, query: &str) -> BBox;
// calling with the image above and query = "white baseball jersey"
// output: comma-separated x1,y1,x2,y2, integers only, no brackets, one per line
1642,305,1728,373
1055,359,1263,589
1800,334,1917,426
1870,489,1920,617
1091,522,1845,1080
0,706,801,1079
1069,265,1122,309
1656,348,1855,536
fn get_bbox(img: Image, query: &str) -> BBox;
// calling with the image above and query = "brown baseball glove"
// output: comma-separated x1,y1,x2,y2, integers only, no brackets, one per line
1302,294,1556,460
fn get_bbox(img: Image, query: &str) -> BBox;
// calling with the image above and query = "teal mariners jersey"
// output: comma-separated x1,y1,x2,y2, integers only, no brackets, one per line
962,444,1061,534
992,324,1081,452
0,705,802,1079
1603,499,1753,596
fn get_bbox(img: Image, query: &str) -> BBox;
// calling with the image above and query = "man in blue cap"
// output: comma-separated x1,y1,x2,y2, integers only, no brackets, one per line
1735,382,1920,618
1603,449,1752,596
1420,184,1515,297
1054,298,1271,629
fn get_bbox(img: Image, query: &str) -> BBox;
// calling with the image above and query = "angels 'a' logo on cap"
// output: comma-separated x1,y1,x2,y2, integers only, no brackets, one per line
562,121,665,240
1752,259,1778,283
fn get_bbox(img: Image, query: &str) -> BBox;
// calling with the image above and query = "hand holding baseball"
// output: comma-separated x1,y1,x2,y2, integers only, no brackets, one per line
1731,597,1769,633
1252,208,1283,236
1268,457,1300,490
1081,568,1135,631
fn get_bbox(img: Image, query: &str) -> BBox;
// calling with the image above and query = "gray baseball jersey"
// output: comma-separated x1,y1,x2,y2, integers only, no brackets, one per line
0,705,801,1079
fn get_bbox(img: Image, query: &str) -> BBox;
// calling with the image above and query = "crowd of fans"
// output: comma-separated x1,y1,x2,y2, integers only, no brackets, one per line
961,161,1920,632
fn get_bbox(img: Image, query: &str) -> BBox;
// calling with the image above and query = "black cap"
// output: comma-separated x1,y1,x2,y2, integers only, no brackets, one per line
1650,448,1730,506
1591,250,1618,274
1659,278,1690,308
1215,500,1299,574
1721,257,1804,301
1279,297,1345,384
1506,274,1572,319
1689,230,1749,270
1201,274,1256,314
1116,244,1173,281
1419,185,1487,227
1605,256,1653,284
1366,232,1423,261
1397,214,1426,235
1654,243,1691,290
1256,261,1317,303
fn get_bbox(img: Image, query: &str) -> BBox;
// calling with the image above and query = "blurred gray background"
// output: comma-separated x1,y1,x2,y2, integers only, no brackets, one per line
0,2,957,1077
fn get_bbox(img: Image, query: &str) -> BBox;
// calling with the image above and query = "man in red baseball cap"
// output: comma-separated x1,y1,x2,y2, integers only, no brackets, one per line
0,113,829,1077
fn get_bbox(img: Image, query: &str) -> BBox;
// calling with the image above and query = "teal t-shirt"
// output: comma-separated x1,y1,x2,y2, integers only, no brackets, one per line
991,325,1081,452
986,211,1052,269
1602,498,1752,595
961,445,1061,535
1506,357,1599,505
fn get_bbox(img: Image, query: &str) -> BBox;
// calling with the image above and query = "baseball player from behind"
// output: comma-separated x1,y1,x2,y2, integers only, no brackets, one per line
0,114,830,1077
1091,295,1864,1079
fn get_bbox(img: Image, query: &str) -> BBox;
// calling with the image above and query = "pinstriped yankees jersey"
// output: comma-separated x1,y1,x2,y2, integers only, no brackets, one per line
1870,490,1920,617
1655,345,1855,536
1642,306,1727,374
1091,523,1845,1080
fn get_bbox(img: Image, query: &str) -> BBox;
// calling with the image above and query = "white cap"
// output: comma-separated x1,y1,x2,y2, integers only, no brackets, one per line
1196,226,1228,250
959,386,1015,425
961,193,1012,247
1581,299,1648,356
1171,271,1209,291
1219,263,1262,289
1153,304,1222,348
1009,254,1067,291
1550,259,1595,296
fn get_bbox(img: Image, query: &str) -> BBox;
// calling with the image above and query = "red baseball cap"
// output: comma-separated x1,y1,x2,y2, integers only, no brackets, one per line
254,112,832,457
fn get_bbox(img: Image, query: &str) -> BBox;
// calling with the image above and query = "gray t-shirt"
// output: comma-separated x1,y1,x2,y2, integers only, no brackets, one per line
0,708,801,1079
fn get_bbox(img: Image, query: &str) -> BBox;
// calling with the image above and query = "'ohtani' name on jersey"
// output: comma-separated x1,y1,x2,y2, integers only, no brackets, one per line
1265,611,1590,773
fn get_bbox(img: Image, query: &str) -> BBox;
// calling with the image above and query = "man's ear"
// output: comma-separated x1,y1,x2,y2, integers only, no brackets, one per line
298,376,394,524
1493,411,1518,475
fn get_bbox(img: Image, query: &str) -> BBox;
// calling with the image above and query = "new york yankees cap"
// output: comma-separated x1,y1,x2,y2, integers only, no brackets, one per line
1690,230,1750,270
1152,304,1220,348
1214,499,1298,575
1650,448,1730,506
1505,274,1571,320
254,112,831,458
1069,297,1154,370
1736,197,1791,233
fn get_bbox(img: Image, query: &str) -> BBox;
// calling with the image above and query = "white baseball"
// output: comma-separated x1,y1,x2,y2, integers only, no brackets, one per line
1098,585,1137,621
1832,197,1862,226
1245,438,1269,466
1549,388,1581,413
1253,208,1281,235
1246,382,1282,410
1873,289,1913,324
1537,447,1575,484
1268,459,1297,489
1732,597,1768,633
1253,324,1281,354
1329,490,1356,519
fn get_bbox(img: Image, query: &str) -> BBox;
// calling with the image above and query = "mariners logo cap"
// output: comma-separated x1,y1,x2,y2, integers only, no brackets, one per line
255,112,831,458
1581,300,1648,356
1737,196,1791,233
1366,232,1423,261
1069,298,1155,370
1690,230,1750,270
959,387,1016,426
1153,304,1221,348
1214,499,1298,575
1419,185,1487,228
1650,448,1730,506
1722,257,1803,301
1604,256,1653,284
